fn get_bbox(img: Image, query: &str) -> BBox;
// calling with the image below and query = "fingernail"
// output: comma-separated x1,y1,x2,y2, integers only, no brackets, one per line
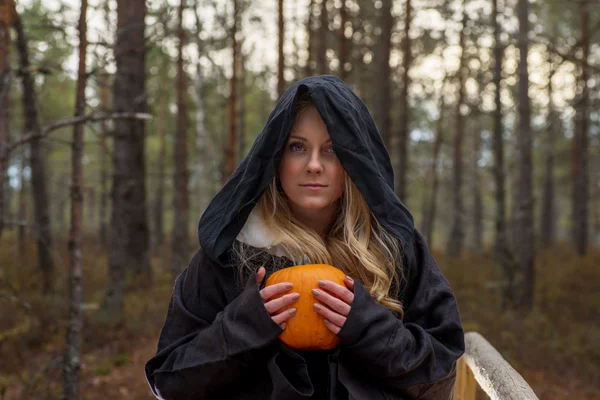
286,283,293,289
292,293,300,300
314,303,322,310
312,289,320,297
288,308,297,315
324,319,330,324
318,280,327,287
345,276,353,283
281,322,286,330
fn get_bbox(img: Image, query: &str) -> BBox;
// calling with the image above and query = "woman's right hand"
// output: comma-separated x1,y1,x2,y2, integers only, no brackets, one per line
256,266,299,329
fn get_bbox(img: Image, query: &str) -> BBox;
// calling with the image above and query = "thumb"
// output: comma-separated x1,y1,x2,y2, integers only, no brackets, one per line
256,266,266,286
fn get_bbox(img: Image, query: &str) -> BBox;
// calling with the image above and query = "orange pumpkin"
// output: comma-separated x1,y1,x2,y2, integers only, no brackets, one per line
265,264,346,350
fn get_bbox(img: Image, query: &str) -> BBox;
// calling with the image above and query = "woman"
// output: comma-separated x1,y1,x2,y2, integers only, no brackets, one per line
145,75,465,400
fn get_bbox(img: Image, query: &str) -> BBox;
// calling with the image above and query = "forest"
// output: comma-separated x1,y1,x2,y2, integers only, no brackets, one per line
0,0,598,398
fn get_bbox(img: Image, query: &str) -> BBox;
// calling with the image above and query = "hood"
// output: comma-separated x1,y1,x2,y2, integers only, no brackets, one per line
198,75,415,265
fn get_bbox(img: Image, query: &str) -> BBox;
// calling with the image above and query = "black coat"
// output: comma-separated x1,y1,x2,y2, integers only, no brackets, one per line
144,76,465,399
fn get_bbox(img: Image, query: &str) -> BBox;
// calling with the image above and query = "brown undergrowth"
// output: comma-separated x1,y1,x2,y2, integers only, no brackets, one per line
0,231,598,399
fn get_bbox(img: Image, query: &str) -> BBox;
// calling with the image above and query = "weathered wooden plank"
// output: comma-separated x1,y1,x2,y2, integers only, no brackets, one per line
456,331,539,400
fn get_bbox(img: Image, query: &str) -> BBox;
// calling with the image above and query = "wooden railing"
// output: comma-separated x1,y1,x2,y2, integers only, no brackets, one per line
453,332,539,400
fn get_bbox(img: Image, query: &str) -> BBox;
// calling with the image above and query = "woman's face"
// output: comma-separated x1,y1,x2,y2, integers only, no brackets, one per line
279,105,345,217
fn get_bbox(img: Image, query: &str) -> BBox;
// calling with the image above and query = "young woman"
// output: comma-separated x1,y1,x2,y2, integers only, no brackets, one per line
145,75,465,400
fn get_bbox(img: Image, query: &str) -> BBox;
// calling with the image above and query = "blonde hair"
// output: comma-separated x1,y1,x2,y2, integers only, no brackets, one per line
233,94,406,317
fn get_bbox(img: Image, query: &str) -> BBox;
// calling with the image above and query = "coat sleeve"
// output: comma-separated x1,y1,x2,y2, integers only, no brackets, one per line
336,229,465,399
144,249,285,399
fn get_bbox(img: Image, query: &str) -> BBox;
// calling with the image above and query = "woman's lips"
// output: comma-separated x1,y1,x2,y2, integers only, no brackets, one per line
301,184,327,189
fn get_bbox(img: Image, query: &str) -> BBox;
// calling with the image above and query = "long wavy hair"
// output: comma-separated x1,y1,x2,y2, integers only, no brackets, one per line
232,94,406,317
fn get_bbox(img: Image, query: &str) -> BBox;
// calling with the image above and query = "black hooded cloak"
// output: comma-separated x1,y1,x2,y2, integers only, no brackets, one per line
144,75,465,399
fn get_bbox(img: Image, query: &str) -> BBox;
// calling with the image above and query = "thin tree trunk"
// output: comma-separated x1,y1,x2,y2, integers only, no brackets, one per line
277,0,285,98
98,71,109,248
98,0,111,248
0,0,11,239
104,0,151,324
152,91,166,250
172,0,190,281
492,0,508,258
446,4,467,258
516,0,534,310
422,77,446,248
572,0,590,256
193,0,210,211
13,8,55,293
374,0,392,151
337,0,348,81
224,0,238,182
395,0,412,202
305,0,315,76
540,49,557,247
64,1,87,397
238,51,246,162
472,121,483,253
492,0,518,307
18,147,26,259
316,0,328,75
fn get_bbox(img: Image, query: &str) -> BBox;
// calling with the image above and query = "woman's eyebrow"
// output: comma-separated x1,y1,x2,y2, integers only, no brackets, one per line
290,135,332,143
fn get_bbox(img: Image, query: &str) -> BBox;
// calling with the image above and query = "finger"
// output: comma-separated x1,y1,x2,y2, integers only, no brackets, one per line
324,319,341,335
313,303,346,327
318,280,354,305
312,288,351,316
259,282,293,302
271,308,297,325
344,276,355,292
256,267,266,287
265,292,300,314
279,322,287,330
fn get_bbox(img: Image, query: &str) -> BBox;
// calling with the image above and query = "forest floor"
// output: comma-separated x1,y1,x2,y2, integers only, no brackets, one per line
1,235,599,399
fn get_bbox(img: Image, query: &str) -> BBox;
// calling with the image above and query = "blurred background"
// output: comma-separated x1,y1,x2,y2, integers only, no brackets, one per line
0,0,598,398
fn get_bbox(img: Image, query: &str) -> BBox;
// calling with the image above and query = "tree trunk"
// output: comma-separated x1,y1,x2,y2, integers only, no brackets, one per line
316,0,328,75
395,0,412,202
491,0,518,307
152,91,166,251
374,0,392,151
516,0,535,310
172,0,190,281
492,0,508,258
338,0,348,81
572,0,589,256
18,147,26,259
472,121,483,254
277,0,285,98
224,0,238,182
446,5,467,258
104,0,151,324
422,77,446,248
237,51,246,162
0,0,12,239
64,1,87,398
193,0,210,212
305,0,315,77
13,8,55,293
540,49,557,247
98,0,111,248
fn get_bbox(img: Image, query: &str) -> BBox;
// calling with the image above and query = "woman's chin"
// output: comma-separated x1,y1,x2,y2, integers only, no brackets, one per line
291,199,336,212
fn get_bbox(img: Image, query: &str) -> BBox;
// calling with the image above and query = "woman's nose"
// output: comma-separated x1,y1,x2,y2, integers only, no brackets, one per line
306,151,324,173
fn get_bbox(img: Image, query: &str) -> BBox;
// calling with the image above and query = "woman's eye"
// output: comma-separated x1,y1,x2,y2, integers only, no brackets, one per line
289,142,304,152
325,146,335,153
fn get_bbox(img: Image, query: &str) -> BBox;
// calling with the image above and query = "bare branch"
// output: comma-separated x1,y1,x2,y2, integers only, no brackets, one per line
2,112,152,159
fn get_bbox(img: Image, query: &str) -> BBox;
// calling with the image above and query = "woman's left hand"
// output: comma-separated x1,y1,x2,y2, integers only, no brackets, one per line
312,276,355,334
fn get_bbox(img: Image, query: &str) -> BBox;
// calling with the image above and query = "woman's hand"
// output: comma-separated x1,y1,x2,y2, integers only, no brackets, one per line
312,276,355,334
256,266,299,330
